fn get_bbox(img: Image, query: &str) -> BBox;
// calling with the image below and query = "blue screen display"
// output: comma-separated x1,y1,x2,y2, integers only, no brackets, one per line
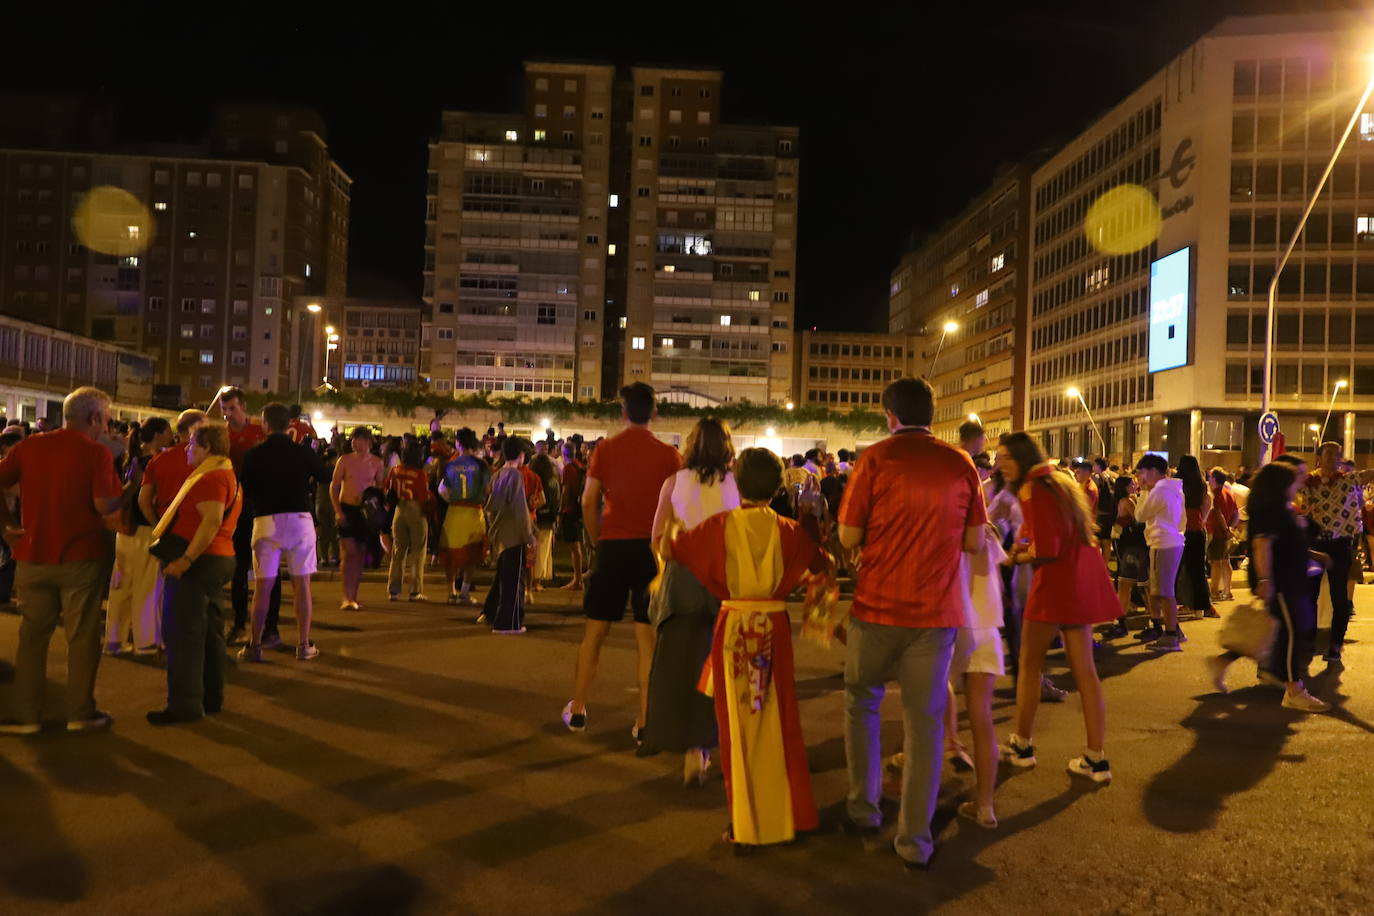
1148,247,1191,374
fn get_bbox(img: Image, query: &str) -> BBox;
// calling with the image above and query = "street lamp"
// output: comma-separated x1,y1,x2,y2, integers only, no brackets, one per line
1067,386,1105,456
1320,378,1348,444
321,325,339,392
929,320,958,377
968,412,980,423
1308,423,1321,454
295,303,323,403
1262,62,1374,460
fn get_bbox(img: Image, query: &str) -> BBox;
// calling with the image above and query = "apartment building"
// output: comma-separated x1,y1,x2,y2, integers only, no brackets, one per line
889,165,1031,444
0,100,350,406
291,296,423,393
1024,12,1374,466
794,329,921,411
423,63,799,405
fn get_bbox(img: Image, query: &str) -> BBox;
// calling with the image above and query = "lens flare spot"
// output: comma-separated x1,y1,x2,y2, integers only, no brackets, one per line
1083,184,1160,255
71,186,154,256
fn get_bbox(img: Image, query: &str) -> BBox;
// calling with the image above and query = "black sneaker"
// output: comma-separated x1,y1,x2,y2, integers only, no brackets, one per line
1135,624,1163,641
1101,623,1129,640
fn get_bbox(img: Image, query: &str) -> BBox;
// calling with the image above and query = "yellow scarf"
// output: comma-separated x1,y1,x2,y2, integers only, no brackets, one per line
151,455,235,540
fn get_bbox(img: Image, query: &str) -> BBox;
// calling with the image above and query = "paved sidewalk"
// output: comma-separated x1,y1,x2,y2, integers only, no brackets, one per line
0,568,1371,914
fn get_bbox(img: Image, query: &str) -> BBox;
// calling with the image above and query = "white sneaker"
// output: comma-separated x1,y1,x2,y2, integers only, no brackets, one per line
1000,733,1037,768
296,642,320,661
1281,689,1330,713
409,593,429,602
1067,753,1113,783
561,700,587,732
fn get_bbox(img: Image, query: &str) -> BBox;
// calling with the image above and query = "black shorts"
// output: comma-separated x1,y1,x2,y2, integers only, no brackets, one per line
584,538,656,624
338,504,371,542
558,512,583,543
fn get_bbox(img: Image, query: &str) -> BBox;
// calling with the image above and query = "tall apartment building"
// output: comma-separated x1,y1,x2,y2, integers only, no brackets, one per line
1024,13,1374,466
889,166,1031,444
423,63,799,405
290,295,423,393
794,329,921,411
0,100,350,406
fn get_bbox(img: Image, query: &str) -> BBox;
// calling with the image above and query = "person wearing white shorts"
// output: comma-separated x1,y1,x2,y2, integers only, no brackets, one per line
238,403,328,662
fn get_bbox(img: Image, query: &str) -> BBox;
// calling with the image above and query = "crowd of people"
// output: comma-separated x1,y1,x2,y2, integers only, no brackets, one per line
0,376,1362,869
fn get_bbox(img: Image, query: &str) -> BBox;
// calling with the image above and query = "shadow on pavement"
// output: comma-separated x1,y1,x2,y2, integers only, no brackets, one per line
0,753,87,902
1143,684,1301,833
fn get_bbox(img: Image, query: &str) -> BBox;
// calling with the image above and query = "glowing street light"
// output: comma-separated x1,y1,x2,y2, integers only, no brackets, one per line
1320,378,1348,443
765,426,776,437
929,320,958,377
785,401,795,411
1067,386,1105,456
1263,61,1374,461
297,304,325,402
968,413,980,423
306,302,322,314
540,417,552,431
1308,422,1322,454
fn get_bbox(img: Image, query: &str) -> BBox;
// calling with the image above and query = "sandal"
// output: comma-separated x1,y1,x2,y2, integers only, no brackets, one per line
957,801,998,829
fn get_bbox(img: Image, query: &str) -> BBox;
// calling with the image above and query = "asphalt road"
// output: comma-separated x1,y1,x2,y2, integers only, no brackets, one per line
0,565,1371,915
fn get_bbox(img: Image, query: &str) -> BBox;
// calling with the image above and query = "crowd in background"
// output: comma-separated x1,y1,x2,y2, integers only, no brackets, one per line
0,375,1361,869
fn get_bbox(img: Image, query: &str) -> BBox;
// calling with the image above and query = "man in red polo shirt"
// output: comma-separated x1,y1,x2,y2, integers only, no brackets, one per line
219,387,277,645
561,382,680,737
837,376,986,869
139,409,206,525
0,387,127,734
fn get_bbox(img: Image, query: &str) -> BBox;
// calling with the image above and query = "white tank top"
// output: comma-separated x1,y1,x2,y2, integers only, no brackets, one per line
670,468,740,529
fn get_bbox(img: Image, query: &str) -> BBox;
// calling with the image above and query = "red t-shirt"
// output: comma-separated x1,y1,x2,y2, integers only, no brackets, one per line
837,430,987,628
560,460,585,512
387,466,431,505
586,426,681,541
228,421,267,471
286,418,317,444
0,427,122,564
144,446,194,516
520,465,542,517
169,468,241,557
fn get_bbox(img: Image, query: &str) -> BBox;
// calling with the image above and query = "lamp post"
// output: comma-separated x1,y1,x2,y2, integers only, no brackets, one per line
1067,386,1105,456
1262,64,1374,460
1320,378,1348,444
296,302,322,403
929,320,958,377
321,325,339,393
1308,423,1321,455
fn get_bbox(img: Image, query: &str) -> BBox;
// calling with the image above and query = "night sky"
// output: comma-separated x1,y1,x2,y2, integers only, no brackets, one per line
4,0,1357,330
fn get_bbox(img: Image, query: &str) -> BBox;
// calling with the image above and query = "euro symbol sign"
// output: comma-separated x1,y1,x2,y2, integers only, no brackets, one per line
1164,138,1195,190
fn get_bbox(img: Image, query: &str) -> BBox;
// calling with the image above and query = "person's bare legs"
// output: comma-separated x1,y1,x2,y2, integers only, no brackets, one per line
943,682,966,755
633,621,656,729
1161,595,1179,632
1060,625,1106,752
1014,620,1060,740
341,538,364,605
560,542,584,589
250,577,273,645
571,619,612,715
964,672,998,810
292,574,313,647
1116,577,1137,618
460,563,478,600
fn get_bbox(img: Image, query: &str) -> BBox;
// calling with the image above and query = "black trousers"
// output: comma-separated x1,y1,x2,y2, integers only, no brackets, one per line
1270,588,1316,684
1310,536,1353,650
483,545,526,633
163,554,236,718
231,508,281,633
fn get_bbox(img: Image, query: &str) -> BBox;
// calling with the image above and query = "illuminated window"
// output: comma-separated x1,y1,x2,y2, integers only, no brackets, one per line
669,110,682,123
199,351,214,364
607,243,617,255
697,111,710,124
748,290,760,301
975,289,989,308
127,225,141,240
619,316,628,328
663,264,675,273
504,129,518,141
949,283,959,297
534,130,546,142
154,201,168,211
305,263,312,278
1362,112,1374,139
631,336,646,349
662,338,674,348
609,193,619,208
990,253,1005,271
1358,215,1374,239
720,315,731,327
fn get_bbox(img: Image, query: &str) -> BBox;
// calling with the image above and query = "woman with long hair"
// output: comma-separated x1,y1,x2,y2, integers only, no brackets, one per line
529,449,561,590
1207,467,1240,602
996,432,1117,783
1107,473,1147,640
641,417,740,785
1176,455,1215,617
1206,462,1329,711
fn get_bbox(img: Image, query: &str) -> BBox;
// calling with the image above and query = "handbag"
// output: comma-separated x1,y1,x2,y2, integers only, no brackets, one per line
148,466,238,566
1218,596,1279,664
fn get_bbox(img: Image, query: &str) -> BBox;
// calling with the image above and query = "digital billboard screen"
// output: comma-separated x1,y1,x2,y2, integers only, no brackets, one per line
1148,246,1192,374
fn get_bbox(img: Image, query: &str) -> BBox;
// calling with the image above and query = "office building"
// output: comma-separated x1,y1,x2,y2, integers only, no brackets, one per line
423,63,799,405
889,165,1031,444
0,100,351,405
1024,13,1374,465
794,329,921,411
290,295,423,394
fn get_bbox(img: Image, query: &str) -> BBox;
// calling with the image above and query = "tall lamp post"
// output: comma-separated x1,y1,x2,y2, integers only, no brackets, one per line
296,302,322,403
321,325,339,393
1320,377,1348,443
929,320,958,377
1308,423,1322,455
1067,386,1106,457
1262,64,1374,460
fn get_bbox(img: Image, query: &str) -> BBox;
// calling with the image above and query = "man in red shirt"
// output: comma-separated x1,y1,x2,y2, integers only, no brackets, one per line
139,409,206,525
220,387,277,645
285,404,317,445
837,376,986,869
557,439,587,590
0,387,127,734
562,383,680,737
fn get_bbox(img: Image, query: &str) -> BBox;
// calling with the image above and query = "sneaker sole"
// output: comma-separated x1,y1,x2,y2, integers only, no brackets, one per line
999,747,1036,768
1069,767,1113,783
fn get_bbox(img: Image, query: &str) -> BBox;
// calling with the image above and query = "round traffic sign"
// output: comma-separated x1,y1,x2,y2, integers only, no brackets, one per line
1258,411,1279,445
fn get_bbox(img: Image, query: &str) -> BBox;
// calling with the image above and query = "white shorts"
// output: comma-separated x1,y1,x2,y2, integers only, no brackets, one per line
252,512,318,580
950,626,1005,678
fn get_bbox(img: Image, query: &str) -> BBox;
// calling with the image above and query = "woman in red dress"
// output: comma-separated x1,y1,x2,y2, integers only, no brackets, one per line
996,432,1117,784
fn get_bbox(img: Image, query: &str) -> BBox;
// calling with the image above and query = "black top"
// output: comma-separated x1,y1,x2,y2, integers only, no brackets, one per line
1247,503,1307,594
240,433,327,518
128,452,154,529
